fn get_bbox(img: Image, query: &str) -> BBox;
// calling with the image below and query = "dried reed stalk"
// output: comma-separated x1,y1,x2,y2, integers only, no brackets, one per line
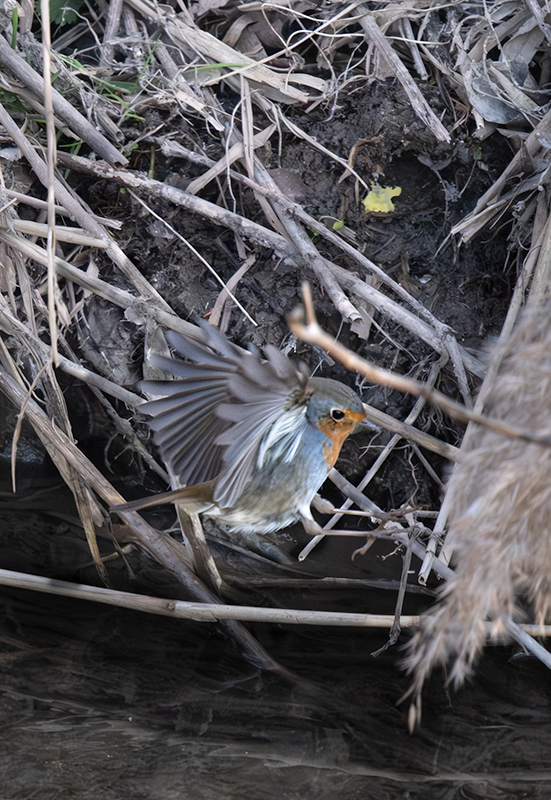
1,566,550,638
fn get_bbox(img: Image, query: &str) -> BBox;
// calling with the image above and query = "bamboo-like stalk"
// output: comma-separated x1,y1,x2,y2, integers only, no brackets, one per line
2,568,551,640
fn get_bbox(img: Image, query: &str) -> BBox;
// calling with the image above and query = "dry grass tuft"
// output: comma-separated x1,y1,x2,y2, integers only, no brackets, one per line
405,296,551,696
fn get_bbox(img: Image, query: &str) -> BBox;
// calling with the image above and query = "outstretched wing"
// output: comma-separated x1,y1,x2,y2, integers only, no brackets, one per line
139,321,309,507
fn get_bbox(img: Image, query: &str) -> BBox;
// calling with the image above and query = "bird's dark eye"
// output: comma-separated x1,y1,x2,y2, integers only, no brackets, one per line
331,408,346,421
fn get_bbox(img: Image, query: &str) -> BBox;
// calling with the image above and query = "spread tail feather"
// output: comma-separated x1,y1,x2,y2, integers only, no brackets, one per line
111,482,214,515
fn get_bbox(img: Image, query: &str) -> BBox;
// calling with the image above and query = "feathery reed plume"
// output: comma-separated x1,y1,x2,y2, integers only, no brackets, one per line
404,297,551,697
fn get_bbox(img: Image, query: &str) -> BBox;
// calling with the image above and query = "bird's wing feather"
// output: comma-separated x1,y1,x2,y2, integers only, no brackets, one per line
212,402,309,508
212,401,294,507
139,321,308,497
164,328,242,365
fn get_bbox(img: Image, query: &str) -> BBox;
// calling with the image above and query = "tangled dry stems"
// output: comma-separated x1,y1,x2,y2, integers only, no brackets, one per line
0,0,550,682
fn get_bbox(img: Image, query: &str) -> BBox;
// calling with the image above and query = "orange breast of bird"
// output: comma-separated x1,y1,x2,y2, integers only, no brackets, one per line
316,408,366,470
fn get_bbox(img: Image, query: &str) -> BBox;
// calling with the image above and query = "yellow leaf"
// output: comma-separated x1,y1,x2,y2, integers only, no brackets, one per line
362,182,402,214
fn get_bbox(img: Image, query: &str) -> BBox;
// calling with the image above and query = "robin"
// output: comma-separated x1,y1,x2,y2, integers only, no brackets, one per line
112,321,366,537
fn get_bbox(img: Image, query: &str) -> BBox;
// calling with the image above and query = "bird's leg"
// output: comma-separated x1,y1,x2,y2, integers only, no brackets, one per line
312,495,338,515
299,513,324,537
312,494,384,520
299,509,378,537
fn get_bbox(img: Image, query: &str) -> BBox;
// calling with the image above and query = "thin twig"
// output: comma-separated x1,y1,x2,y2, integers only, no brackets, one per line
289,284,551,448
40,0,59,366
100,0,124,67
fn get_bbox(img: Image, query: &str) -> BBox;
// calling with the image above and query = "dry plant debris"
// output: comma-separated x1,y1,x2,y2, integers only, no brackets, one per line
404,297,551,721
0,0,550,692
